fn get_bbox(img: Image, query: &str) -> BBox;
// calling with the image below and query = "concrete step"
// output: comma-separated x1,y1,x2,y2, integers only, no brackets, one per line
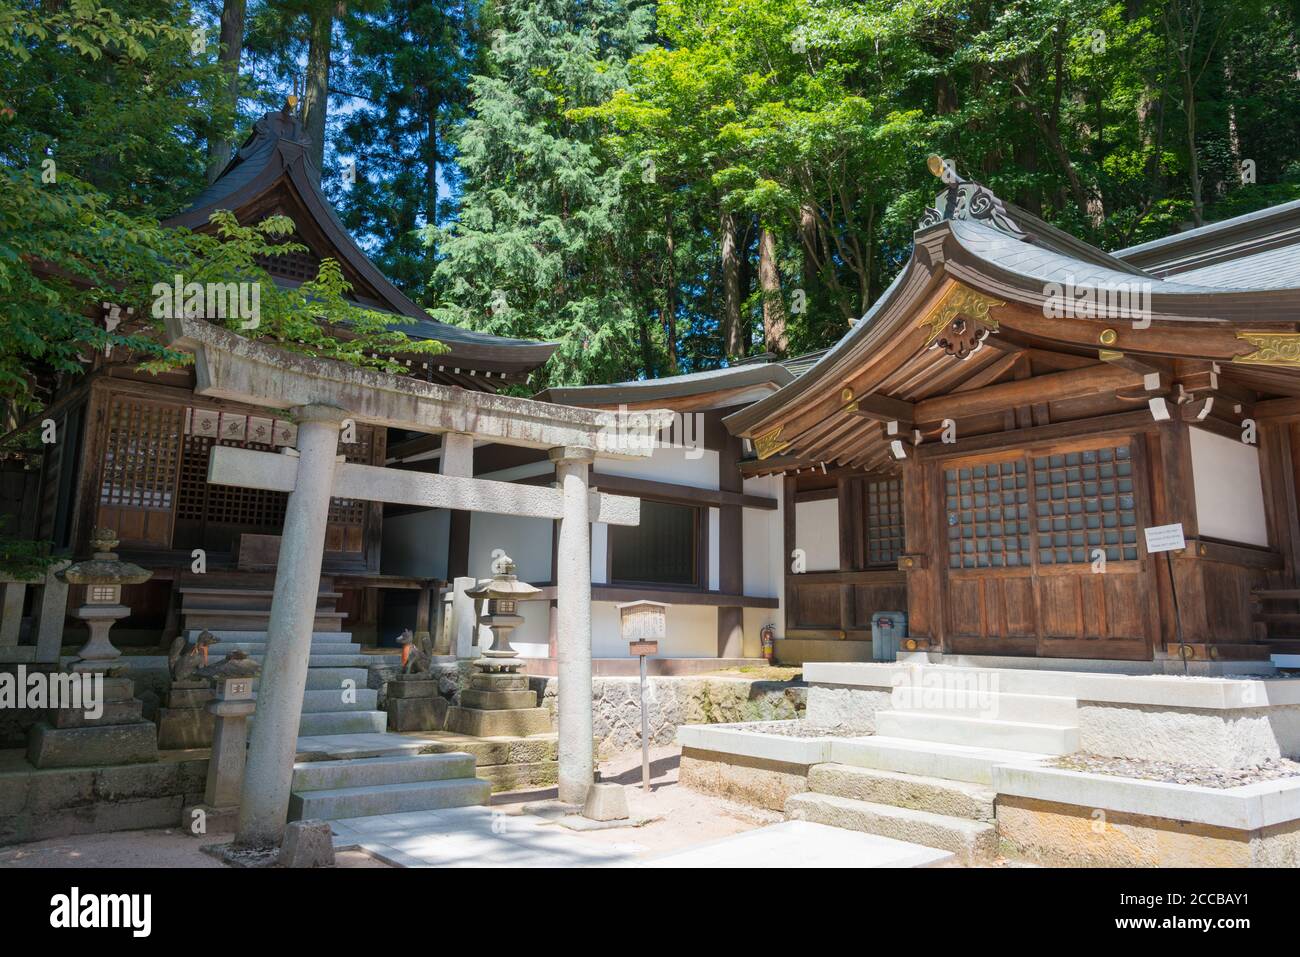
295,711,388,736
208,641,362,656
807,763,996,822
291,752,477,792
187,630,353,642
288,777,491,821
297,689,378,714
180,587,343,600
785,792,998,866
183,610,346,631
893,691,1078,725
226,653,397,669
255,668,369,692
829,735,1051,785
875,710,1078,755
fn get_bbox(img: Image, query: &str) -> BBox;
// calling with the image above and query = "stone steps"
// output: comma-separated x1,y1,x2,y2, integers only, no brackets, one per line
294,711,388,736
255,668,369,691
291,752,476,791
187,629,354,642
785,792,998,866
830,735,1051,785
295,689,378,714
893,691,1077,725
287,777,491,821
807,763,996,822
875,711,1078,755
208,641,363,656
184,608,348,632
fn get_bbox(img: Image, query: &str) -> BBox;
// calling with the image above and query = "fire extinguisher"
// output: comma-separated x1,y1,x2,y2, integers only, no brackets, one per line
760,623,776,662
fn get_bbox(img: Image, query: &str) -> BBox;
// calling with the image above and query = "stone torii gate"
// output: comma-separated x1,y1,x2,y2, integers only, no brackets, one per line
165,318,670,847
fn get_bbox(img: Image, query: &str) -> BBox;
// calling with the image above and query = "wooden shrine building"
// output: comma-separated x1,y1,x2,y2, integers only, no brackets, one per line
726,179,1300,665
25,110,556,643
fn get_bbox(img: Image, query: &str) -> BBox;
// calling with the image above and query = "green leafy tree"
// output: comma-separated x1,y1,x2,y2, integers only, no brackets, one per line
429,0,658,388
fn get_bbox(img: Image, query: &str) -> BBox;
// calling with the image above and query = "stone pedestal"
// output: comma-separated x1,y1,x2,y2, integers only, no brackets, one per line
386,674,449,731
445,669,551,737
27,668,158,769
156,680,216,750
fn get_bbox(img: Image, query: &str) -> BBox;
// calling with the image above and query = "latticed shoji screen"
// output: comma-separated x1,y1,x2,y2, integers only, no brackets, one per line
97,396,185,546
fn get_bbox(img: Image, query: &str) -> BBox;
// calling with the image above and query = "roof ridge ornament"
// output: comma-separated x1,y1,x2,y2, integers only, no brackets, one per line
919,155,1025,237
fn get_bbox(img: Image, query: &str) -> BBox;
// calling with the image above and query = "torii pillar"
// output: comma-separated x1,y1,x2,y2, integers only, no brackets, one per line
551,447,595,805
236,404,345,847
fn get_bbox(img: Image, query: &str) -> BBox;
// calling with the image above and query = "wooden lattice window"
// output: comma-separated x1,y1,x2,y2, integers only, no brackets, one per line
865,478,905,567
945,459,1031,569
99,399,183,511
177,435,288,530
1033,444,1138,564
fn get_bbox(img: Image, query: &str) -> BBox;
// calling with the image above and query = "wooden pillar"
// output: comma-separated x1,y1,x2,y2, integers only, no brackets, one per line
717,425,744,657
782,473,796,637
836,475,856,636
900,457,939,649
1152,420,1210,646
1257,421,1300,586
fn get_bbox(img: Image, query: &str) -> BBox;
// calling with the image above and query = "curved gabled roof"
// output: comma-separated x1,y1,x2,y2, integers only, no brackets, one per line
165,111,557,379
535,362,793,409
725,190,1300,445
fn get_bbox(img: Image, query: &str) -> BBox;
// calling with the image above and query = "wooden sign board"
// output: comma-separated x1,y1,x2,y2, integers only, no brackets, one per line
1143,523,1186,554
628,640,659,657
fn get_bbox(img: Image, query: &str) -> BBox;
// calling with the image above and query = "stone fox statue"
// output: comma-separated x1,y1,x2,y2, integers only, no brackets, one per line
168,630,218,683
398,628,433,675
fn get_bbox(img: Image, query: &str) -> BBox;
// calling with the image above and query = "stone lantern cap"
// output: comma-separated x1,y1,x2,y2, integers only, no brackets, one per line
465,556,542,602
58,529,152,586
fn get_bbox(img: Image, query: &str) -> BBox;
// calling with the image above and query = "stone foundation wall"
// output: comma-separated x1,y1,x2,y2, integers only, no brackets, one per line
678,746,809,812
804,685,894,732
997,794,1300,867
1078,702,1300,768
530,676,806,757
0,757,207,846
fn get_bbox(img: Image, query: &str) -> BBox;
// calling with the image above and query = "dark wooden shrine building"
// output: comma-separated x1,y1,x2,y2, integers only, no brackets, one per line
26,111,555,641
726,182,1300,665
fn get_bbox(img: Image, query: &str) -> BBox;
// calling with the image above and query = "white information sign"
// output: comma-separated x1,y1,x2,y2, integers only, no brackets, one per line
1143,523,1186,554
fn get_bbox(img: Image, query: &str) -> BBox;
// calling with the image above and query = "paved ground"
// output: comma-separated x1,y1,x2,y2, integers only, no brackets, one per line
0,746,948,868
642,821,953,867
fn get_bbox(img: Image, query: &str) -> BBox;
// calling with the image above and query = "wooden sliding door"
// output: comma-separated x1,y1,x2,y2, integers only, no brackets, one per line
940,438,1155,660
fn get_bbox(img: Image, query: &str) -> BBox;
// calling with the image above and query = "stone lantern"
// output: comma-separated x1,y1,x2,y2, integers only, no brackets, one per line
444,555,551,738
465,556,541,674
59,528,153,664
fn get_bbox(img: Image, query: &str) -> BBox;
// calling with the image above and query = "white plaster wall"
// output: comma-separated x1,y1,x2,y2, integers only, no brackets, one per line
708,507,720,590
510,599,551,659
1189,426,1269,547
380,508,450,579
742,475,781,599
591,601,717,658
467,511,553,583
795,498,840,571
597,444,719,490
591,522,608,584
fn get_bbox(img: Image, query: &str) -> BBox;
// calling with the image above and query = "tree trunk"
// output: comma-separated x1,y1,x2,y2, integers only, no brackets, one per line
759,227,787,356
664,207,679,374
1182,66,1203,225
206,0,248,183
720,209,743,359
301,0,342,185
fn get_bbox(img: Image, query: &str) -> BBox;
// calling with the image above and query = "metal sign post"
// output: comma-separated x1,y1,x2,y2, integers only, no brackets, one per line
1144,523,1188,675
618,600,668,794
629,639,658,792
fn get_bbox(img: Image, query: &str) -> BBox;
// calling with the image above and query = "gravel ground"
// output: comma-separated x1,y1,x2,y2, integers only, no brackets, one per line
1053,752,1300,788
